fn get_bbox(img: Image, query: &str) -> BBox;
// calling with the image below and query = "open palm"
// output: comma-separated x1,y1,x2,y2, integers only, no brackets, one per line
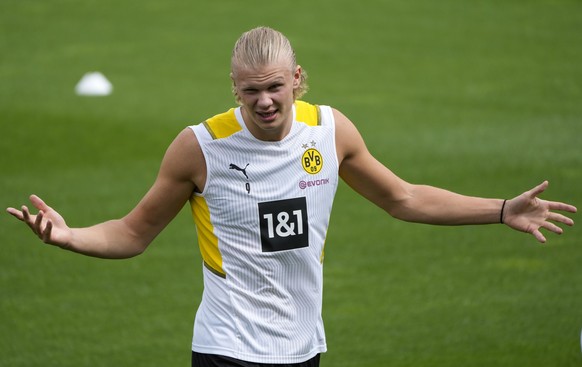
6,195,73,248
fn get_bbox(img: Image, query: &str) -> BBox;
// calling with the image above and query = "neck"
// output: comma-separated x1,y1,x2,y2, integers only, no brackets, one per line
241,107,294,142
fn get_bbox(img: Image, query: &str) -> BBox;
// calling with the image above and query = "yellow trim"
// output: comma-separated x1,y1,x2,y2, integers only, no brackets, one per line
190,195,225,277
203,108,242,140
295,101,320,126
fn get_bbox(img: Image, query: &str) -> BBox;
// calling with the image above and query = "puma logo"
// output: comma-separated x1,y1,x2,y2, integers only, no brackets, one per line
229,163,249,180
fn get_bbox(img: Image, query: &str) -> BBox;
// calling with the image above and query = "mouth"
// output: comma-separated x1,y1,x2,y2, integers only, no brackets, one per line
256,110,278,122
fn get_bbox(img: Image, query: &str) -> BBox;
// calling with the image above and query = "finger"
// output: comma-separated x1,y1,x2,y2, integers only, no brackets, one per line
528,181,549,199
22,206,43,236
30,194,49,212
21,205,32,224
35,210,44,229
6,207,24,221
540,221,563,235
30,210,44,237
547,200,577,214
547,212,574,226
42,220,53,243
532,229,547,244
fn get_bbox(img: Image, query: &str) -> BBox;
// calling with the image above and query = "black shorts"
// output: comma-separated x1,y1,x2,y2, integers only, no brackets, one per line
191,352,320,367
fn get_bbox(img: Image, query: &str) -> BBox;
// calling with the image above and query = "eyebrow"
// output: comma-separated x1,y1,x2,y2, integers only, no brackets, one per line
241,78,286,90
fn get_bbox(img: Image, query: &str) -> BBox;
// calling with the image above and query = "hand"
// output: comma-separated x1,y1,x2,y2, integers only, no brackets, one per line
503,181,577,243
6,195,73,249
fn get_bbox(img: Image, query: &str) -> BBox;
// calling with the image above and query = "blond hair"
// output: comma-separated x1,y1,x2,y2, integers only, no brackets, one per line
231,27,308,103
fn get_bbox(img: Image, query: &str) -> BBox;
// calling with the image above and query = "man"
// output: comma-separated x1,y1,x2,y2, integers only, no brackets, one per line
6,27,577,367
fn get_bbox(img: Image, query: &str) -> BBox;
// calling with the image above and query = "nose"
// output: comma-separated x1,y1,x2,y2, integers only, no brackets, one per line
257,92,273,109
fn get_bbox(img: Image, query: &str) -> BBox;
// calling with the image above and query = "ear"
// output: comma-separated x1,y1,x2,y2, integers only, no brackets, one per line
230,72,241,104
293,66,302,88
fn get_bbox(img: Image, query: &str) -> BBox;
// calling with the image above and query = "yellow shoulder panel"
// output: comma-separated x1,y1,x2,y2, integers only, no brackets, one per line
295,101,321,126
203,108,242,140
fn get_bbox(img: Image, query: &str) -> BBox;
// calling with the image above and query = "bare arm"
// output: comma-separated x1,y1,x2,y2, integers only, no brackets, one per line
6,128,204,258
334,108,576,242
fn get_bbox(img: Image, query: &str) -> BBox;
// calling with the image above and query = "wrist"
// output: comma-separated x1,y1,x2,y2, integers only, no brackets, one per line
500,199,508,224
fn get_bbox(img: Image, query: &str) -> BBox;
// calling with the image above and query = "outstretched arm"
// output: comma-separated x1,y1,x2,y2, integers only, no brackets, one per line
6,128,203,258
333,108,576,243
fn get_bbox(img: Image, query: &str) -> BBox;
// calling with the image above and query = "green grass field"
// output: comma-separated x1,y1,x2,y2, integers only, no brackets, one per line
1,0,581,366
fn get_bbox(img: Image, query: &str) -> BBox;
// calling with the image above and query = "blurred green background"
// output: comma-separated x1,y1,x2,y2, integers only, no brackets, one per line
1,0,581,366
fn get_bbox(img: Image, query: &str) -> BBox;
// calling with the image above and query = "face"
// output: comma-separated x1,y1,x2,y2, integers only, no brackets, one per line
232,61,301,141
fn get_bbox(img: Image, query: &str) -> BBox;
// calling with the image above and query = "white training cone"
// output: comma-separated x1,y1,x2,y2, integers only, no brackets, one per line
75,72,113,96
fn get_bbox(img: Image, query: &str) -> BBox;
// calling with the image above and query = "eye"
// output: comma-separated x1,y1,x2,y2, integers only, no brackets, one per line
269,84,283,91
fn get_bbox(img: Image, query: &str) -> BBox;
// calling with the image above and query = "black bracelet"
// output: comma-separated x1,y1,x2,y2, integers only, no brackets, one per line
500,199,507,224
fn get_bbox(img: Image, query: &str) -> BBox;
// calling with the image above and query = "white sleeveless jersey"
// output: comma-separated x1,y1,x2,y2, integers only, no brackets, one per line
188,101,338,364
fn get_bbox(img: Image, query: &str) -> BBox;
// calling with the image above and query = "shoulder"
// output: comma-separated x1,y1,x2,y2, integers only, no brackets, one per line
163,128,202,171
172,127,201,154
159,128,206,189
330,107,368,164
